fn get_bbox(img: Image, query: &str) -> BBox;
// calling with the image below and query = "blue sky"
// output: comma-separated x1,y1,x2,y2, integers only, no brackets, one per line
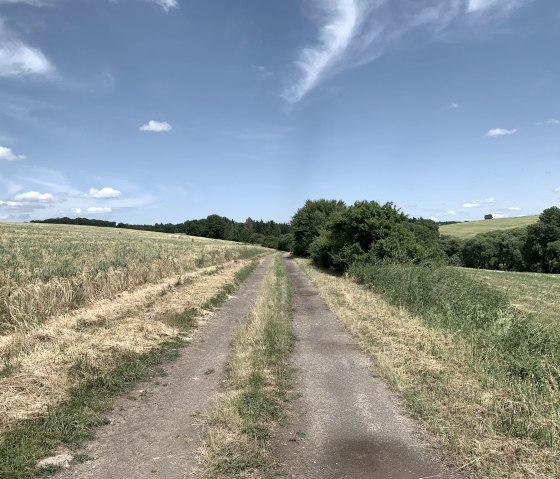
0,0,559,224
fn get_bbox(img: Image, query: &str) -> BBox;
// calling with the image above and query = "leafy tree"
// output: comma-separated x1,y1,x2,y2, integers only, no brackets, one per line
484,214,493,220
291,199,346,257
523,207,560,273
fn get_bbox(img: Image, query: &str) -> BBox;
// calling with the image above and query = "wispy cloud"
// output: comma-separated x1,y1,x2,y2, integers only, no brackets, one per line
0,146,26,161
87,206,112,214
554,187,560,193
0,18,55,78
508,206,522,211
140,120,173,132
87,187,121,199
484,197,495,203
535,118,560,126
450,102,460,109
485,127,518,137
151,0,178,13
462,201,482,208
284,0,530,103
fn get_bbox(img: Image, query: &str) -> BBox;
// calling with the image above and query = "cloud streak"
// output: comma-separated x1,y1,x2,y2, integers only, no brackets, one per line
284,0,531,103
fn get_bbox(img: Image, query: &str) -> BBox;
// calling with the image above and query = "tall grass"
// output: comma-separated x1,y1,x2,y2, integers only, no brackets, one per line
349,262,560,449
0,223,264,331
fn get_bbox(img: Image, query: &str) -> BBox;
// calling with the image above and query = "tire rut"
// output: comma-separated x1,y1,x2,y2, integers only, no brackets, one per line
274,255,462,479
55,255,273,479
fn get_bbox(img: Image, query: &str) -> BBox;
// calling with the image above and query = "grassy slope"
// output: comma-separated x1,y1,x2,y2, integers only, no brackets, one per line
461,268,560,324
440,215,539,239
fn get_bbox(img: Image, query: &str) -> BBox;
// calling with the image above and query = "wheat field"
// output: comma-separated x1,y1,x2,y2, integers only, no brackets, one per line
0,223,264,332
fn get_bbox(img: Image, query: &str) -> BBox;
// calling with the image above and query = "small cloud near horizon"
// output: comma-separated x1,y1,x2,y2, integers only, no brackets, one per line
485,128,518,137
140,120,173,132
87,187,121,198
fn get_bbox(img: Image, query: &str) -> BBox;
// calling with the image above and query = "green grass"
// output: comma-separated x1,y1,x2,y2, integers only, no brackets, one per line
461,268,560,324
0,260,261,479
349,262,560,446
200,254,294,478
440,215,539,239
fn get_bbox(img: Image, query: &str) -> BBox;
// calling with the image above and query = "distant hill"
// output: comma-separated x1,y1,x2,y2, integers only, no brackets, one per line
439,215,539,239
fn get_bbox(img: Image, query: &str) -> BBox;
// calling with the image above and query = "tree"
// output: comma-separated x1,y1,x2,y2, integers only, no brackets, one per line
484,214,493,220
291,199,346,257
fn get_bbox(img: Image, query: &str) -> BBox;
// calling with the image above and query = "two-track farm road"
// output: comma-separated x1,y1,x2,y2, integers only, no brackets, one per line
275,255,462,479
56,256,273,479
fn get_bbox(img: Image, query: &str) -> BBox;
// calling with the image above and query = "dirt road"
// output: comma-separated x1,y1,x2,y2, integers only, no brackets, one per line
56,256,272,479
275,255,461,479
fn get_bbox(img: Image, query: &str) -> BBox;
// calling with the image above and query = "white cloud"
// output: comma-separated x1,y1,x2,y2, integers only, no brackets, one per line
536,118,560,126
0,23,55,78
484,197,495,203
450,102,460,109
87,187,121,199
490,213,506,218
71,207,82,214
151,0,178,12
462,201,481,208
139,120,173,132
554,187,560,193
485,127,518,137
87,207,112,214
13,191,54,202
445,210,457,215
428,216,439,221
0,146,25,161
0,200,20,207
508,206,522,211
466,0,526,13
284,0,529,103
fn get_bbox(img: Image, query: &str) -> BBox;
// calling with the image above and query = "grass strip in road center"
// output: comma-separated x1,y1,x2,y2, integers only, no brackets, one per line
199,254,294,478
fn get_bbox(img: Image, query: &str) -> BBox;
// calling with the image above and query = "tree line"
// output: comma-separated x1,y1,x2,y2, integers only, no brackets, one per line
32,215,292,251
291,199,560,274
33,201,560,274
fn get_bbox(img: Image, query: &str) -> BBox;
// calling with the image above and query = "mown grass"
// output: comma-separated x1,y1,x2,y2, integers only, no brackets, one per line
199,254,294,478
327,261,558,477
461,268,560,324
0,223,265,331
0,260,260,479
440,216,538,239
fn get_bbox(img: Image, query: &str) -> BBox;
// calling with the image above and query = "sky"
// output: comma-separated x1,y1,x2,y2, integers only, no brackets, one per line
0,0,559,224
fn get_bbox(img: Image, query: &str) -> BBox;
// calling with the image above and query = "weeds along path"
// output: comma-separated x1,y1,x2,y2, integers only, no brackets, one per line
54,255,273,479
275,255,460,479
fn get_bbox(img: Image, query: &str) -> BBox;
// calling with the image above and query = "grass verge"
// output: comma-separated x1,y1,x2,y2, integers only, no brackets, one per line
299,259,559,479
199,254,293,478
0,258,262,479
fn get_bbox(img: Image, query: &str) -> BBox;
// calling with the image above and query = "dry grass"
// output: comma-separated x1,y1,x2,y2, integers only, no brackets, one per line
0,256,264,438
0,223,264,331
298,259,559,479
198,254,293,478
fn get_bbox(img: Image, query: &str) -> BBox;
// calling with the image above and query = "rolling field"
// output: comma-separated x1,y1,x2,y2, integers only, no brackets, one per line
440,215,539,239
0,223,263,331
462,267,560,324
0,223,267,477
